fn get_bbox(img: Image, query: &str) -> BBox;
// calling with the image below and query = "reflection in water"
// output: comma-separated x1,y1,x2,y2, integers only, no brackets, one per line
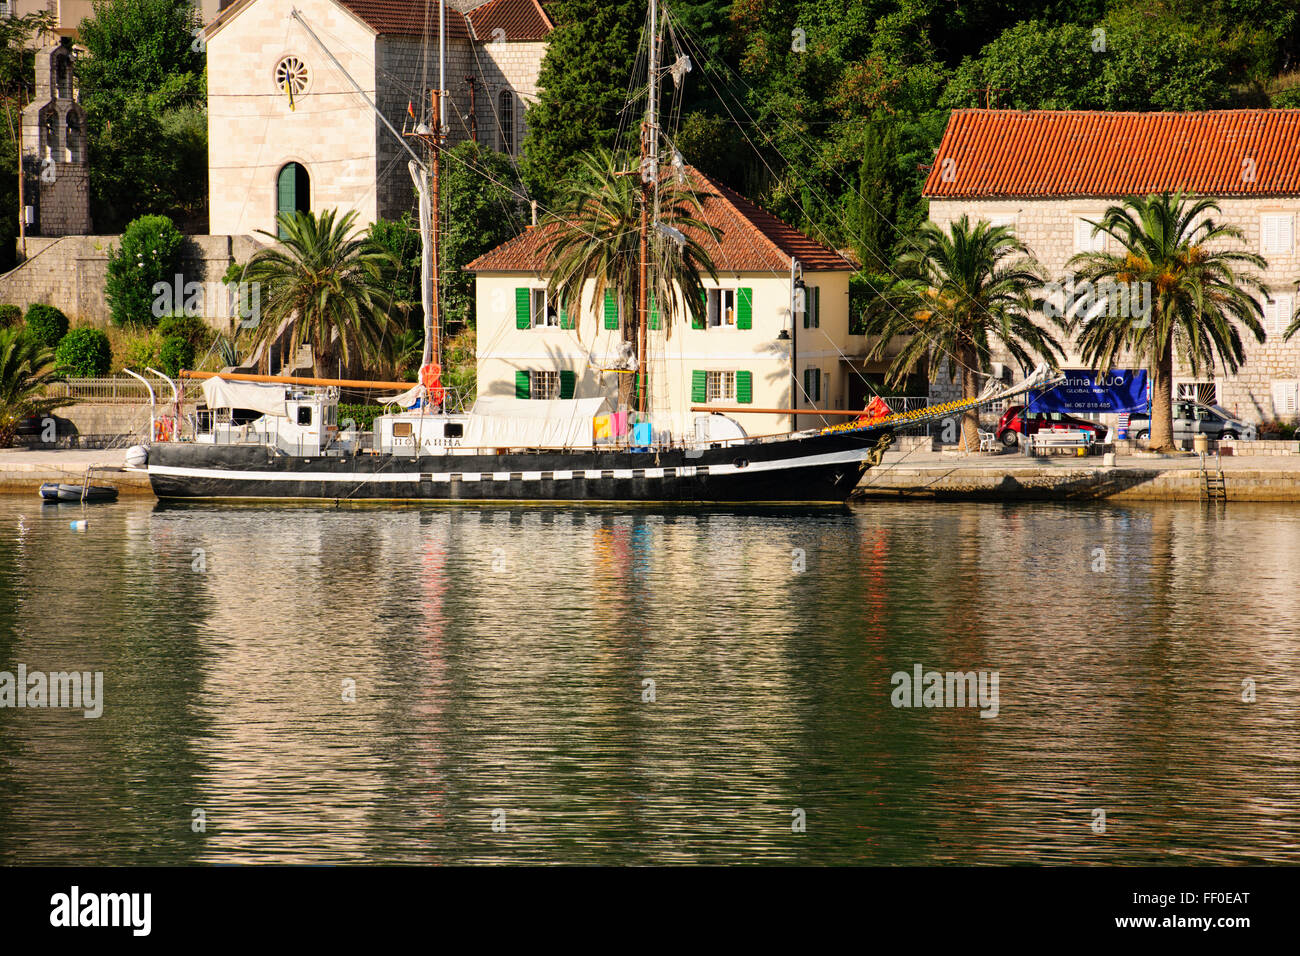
0,499,1298,864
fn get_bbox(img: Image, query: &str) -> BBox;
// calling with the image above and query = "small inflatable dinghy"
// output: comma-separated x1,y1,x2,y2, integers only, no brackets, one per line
39,482,118,503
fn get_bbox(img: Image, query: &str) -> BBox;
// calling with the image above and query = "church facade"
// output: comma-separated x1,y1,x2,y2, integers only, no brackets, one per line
205,0,552,238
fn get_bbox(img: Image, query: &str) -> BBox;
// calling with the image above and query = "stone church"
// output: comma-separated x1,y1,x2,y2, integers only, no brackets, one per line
205,0,554,237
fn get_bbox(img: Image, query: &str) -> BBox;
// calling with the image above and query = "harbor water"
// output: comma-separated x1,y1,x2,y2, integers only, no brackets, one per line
1,498,1297,864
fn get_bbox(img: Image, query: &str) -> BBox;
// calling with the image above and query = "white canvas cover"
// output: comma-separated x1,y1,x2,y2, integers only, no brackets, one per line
379,383,424,408
465,396,611,448
201,377,291,418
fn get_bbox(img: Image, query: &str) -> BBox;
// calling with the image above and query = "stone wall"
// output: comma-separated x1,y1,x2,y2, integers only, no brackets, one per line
0,234,265,327
929,196,1300,425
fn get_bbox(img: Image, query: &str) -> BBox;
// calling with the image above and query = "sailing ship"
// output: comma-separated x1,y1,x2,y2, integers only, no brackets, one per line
130,0,1054,505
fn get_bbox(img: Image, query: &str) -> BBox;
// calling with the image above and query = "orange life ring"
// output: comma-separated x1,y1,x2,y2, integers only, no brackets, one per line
153,416,174,442
420,362,442,390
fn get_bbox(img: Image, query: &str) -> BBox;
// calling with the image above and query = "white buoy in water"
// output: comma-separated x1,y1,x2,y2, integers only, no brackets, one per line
69,519,87,531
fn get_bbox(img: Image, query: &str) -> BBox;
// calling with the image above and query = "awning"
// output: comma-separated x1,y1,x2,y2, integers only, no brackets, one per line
201,376,291,418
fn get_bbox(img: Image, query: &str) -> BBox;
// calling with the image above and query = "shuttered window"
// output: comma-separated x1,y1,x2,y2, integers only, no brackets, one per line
514,369,530,399
802,286,820,328
1261,214,1294,254
1264,293,1294,335
736,370,752,404
1074,217,1105,253
737,287,753,329
514,288,530,329
1272,380,1299,416
559,369,576,399
693,290,706,329
603,289,619,329
803,367,821,402
691,369,707,402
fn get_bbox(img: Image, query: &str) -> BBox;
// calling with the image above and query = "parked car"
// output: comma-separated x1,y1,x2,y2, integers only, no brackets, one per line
995,405,1108,447
1128,402,1256,442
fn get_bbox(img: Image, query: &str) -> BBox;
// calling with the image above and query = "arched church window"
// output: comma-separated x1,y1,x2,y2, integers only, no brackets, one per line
276,162,311,239
66,114,81,163
44,113,58,159
497,90,514,155
56,58,71,99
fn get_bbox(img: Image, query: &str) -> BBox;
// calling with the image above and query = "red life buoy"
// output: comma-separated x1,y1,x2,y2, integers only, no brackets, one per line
153,416,174,442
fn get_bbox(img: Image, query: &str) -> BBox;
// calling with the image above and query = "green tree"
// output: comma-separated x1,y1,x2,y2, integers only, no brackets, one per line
520,0,643,205
440,140,528,330
76,0,206,231
541,148,718,407
104,215,186,326
238,209,396,377
862,216,1064,451
0,326,68,446
1071,193,1267,452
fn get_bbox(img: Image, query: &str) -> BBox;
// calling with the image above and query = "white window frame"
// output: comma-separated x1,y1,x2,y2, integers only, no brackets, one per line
706,288,737,329
1261,213,1294,255
705,370,736,403
1263,292,1294,336
530,370,559,400
530,288,558,328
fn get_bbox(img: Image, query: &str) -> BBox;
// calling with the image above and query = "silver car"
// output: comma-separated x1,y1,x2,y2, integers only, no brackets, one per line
1129,402,1257,442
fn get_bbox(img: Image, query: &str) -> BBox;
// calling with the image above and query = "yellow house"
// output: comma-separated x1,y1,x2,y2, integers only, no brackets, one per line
466,167,858,439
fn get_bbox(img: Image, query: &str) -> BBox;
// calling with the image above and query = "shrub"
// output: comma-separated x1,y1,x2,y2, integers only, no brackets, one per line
0,304,21,327
104,214,186,326
54,327,112,376
24,304,69,349
158,334,195,377
157,313,212,348
117,329,161,372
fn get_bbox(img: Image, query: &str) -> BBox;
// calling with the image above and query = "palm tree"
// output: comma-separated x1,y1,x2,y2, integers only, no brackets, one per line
0,328,70,447
540,148,718,405
238,209,397,377
1069,192,1267,452
861,216,1064,451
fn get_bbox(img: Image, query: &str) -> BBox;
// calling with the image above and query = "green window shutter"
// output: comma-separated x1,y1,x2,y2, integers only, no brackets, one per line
737,287,753,330
691,369,707,403
559,300,573,329
649,293,660,330
603,289,619,329
559,369,575,399
812,286,820,328
515,288,531,329
737,370,753,404
693,290,706,329
515,370,530,399
801,286,810,329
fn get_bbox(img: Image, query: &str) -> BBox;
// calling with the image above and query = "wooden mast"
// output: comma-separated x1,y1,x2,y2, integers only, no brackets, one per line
636,0,659,415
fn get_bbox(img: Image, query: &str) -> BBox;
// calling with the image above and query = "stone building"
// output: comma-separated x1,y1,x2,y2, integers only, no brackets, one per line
924,109,1300,424
205,0,553,237
20,39,90,237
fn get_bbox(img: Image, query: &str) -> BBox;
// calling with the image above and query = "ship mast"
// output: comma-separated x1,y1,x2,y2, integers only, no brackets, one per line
636,0,659,415
407,0,447,375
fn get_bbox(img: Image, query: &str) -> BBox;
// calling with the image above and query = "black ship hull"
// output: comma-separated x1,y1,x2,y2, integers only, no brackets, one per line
143,429,891,504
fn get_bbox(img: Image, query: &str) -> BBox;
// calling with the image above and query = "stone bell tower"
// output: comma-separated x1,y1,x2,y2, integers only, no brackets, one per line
21,39,91,237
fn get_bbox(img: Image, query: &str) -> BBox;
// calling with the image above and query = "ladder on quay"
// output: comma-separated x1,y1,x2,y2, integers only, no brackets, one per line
1201,451,1227,502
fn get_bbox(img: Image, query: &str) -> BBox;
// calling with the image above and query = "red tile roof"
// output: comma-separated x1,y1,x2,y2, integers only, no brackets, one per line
466,0,553,42
924,109,1300,199
467,166,854,274
338,1,473,40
